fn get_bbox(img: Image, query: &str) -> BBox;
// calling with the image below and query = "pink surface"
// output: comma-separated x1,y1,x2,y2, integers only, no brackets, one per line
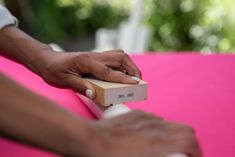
1,53,235,157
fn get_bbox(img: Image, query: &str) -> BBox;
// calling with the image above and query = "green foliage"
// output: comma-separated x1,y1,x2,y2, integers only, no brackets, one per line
145,0,235,52
146,0,204,51
22,0,235,52
28,0,129,42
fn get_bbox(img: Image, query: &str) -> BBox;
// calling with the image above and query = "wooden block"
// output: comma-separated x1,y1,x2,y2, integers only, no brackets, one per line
84,76,148,106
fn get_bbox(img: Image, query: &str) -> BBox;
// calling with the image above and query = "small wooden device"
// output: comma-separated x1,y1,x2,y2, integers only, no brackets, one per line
84,77,148,106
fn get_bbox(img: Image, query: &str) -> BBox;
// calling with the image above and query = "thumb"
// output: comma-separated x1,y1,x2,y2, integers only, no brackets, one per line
67,75,95,99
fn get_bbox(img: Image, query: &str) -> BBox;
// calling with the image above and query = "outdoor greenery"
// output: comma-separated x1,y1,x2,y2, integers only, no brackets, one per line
12,0,235,53
22,0,129,42
145,0,235,53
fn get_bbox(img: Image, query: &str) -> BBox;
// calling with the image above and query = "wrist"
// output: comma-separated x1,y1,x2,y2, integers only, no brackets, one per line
27,44,56,76
65,120,107,157
0,26,55,75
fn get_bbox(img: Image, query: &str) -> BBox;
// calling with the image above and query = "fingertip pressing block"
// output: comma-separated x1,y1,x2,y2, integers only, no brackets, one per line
84,77,148,106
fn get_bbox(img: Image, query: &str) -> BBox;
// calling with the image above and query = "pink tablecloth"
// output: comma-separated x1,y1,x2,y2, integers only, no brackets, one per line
0,53,235,157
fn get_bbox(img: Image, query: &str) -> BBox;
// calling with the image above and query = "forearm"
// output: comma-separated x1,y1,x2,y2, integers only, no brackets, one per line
0,26,54,75
0,73,92,156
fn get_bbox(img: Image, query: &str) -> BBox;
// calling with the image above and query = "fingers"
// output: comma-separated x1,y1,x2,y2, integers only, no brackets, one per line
102,49,142,79
96,108,201,157
66,75,95,99
125,110,164,122
166,123,195,136
122,54,142,79
85,59,140,84
169,139,202,157
72,51,141,84
124,111,201,157
166,153,189,157
164,123,202,157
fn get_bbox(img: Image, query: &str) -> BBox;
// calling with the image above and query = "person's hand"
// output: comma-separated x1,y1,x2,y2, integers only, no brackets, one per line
39,49,142,99
81,111,202,157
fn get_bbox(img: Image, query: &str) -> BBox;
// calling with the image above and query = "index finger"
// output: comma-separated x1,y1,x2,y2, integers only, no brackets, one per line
86,60,139,84
122,54,142,79
102,50,142,79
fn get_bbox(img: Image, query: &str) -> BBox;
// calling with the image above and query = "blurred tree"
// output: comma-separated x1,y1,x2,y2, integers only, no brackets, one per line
6,0,129,43
146,0,207,51
145,0,235,53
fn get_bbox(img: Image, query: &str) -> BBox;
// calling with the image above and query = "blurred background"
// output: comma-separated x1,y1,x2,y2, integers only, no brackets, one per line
2,0,235,53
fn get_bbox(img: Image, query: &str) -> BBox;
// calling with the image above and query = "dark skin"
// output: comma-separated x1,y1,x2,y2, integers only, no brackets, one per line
0,26,141,98
0,25,202,157
37,50,142,98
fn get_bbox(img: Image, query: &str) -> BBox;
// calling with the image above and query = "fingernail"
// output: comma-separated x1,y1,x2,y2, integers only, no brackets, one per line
167,153,188,157
85,89,93,99
131,76,141,82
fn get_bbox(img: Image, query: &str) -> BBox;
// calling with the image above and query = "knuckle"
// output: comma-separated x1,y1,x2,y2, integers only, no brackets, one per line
115,49,125,53
180,125,195,134
116,50,129,58
75,53,91,72
102,67,113,79
121,52,129,58
76,53,91,60
170,123,195,133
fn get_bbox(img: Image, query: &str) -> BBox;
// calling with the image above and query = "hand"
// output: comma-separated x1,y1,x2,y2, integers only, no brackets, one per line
0,26,141,98
82,111,202,157
39,49,142,99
